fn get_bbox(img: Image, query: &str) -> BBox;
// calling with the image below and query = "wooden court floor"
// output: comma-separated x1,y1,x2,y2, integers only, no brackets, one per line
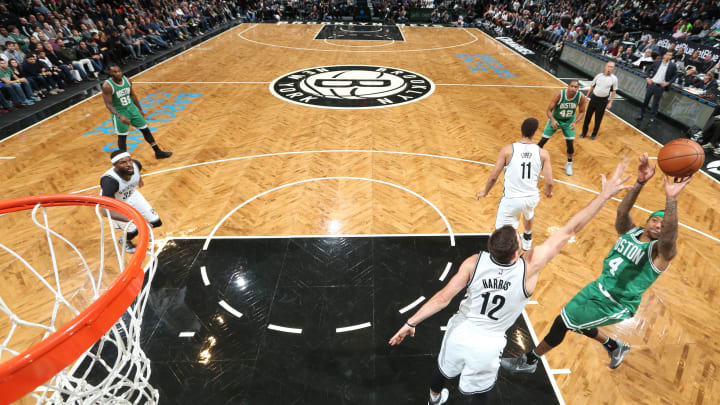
1,23,720,404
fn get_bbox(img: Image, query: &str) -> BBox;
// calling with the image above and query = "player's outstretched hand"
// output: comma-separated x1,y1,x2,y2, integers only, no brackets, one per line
664,174,693,199
388,324,415,346
476,191,488,199
599,161,633,198
637,152,656,184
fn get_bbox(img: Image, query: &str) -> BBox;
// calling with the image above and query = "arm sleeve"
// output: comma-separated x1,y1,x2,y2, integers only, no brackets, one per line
133,159,142,172
100,176,120,197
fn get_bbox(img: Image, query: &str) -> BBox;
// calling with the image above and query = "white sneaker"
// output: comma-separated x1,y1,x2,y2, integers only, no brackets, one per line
565,162,573,176
118,236,136,253
522,237,532,250
428,388,449,405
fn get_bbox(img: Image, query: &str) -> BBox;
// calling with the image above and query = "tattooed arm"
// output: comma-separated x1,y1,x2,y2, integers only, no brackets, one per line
653,175,693,271
615,153,655,234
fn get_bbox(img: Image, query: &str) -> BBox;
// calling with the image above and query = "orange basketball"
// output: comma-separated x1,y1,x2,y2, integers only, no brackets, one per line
657,139,705,178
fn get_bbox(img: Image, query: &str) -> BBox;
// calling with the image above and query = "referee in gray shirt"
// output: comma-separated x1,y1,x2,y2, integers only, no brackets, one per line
580,61,618,140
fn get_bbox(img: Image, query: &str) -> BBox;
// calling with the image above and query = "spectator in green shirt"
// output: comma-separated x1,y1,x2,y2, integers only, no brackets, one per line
0,59,39,106
8,26,30,52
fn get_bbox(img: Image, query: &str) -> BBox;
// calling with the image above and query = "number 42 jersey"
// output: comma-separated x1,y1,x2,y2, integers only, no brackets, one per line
457,251,531,336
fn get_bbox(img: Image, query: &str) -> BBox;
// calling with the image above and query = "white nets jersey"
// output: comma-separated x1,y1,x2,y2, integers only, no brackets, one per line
101,162,141,202
457,251,531,336
503,142,542,199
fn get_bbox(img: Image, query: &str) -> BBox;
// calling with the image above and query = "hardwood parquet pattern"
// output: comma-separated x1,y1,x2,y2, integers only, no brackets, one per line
1,24,719,404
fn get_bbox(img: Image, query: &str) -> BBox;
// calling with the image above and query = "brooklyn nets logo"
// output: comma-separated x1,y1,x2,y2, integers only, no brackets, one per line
269,65,435,109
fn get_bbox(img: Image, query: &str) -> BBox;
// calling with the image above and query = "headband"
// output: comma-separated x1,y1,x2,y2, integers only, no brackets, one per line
111,152,131,163
648,211,665,219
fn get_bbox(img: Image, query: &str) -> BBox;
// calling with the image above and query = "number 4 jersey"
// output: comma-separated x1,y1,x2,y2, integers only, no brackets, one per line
457,251,531,336
597,226,665,311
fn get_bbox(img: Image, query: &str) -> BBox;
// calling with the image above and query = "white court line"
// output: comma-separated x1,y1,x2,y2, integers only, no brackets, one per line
200,265,210,286
528,300,538,304
521,309,567,405
0,157,15,159
336,322,372,333
550,369,572,375
238,24,479,53
0,23,245,144
323,39,395,47
133,81,269,84
268,324,303,334
202,177,456,250
474,28,720,186
167,233,490,239
438,262,453,281
399,296,426,314
218,300,243,318
70,150,720,244
178,331,196,338
436,84,565,89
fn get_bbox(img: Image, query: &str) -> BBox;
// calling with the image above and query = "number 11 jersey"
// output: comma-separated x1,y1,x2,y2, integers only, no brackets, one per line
503,142,542,199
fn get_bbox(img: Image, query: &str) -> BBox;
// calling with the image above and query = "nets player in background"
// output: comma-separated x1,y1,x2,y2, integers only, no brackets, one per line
102,64,172,158
389,161,633,405
100,150,164,253
502,154,692,374
538,80,587,176
477,118,554,251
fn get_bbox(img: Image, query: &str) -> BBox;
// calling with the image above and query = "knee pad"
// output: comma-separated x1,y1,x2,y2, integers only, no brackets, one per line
544,315,570,347
565,139,574,155
579,328,598,338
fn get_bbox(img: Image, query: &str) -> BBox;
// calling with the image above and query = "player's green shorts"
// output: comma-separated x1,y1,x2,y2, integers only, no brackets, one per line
112,107,146,135
542,119,575,139
560,281,633,331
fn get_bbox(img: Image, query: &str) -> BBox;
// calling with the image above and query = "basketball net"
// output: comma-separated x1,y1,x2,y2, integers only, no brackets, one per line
0,195,159,404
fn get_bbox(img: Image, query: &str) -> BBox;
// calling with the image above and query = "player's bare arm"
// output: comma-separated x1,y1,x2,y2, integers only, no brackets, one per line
652,175,693,271
570,94,587,129
129,80,144,116
476,145,510,199
540,148,553,198
102,82,129,125
615,153,656,234
547,92,561,129
388,255,476,346
524,162,632,293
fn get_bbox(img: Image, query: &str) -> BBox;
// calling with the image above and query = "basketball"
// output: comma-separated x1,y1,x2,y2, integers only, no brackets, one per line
657,139,705,178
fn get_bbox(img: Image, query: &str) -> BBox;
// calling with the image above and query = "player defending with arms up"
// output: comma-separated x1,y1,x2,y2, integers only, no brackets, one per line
390,161,632,405
538,80,587,176
477,117,554,250
102,64,172,158
501,153,692,374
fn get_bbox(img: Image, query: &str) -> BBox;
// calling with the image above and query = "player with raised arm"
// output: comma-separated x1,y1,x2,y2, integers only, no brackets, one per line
389,161,632,405
102,64,172,158
501,153,692,373
537,80,587,176
477,117,554,250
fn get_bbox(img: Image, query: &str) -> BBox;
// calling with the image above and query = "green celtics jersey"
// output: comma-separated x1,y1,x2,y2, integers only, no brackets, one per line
552,89,581,122
106,76,135,112
596,227,664,310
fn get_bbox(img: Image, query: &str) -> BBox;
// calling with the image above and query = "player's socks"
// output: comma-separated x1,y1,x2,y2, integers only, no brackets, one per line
118,135,127,151
523,231,532,240
526,349,541,365
567,157,573,162
602,337,618,352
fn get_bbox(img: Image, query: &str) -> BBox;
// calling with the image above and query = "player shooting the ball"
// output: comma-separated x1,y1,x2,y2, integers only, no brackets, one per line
502,153,693,373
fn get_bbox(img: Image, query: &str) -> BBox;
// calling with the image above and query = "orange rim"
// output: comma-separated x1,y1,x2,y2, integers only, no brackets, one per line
0,194,150,404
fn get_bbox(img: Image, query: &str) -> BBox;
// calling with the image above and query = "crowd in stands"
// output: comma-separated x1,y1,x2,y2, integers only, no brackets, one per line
0,0,243,114
483,0,720,100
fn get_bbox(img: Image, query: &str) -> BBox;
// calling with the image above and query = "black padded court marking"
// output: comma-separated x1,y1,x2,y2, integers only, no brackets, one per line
314,25,405,41
141,236,561,404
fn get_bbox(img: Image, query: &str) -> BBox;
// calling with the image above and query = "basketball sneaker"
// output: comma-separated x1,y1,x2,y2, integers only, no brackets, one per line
155,150,173,159
522,236,532,251
428,388,449,405
565,162,573,176
702,142,714,149
118,236,136,253
608,341,631,369
500,353,537,374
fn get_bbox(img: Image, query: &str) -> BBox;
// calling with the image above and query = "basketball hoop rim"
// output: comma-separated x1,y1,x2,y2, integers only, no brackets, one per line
0,194,150,404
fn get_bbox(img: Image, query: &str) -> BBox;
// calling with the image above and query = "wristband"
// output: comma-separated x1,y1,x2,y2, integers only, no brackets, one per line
637,179,647,185
406,321,416,328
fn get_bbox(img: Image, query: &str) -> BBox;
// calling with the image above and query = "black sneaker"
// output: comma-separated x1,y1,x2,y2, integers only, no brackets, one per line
155,150,173,159
580,133,587,138
608,341,631,369
590,135,597,140
500,353,538,374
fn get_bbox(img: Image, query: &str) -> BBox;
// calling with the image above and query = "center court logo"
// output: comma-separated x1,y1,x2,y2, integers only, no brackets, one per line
269,65,435,109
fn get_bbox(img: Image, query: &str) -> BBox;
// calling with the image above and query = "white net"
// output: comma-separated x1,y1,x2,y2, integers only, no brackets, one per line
0,200,159,404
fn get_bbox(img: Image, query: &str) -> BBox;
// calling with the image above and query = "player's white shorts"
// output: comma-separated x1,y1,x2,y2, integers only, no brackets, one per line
494,195,540,230
112,191,159,234
438,314,506,394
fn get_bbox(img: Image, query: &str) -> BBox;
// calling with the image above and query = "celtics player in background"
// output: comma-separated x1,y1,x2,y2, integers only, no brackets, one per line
102,65,172,158
538,80,586,176
501,153,693,373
